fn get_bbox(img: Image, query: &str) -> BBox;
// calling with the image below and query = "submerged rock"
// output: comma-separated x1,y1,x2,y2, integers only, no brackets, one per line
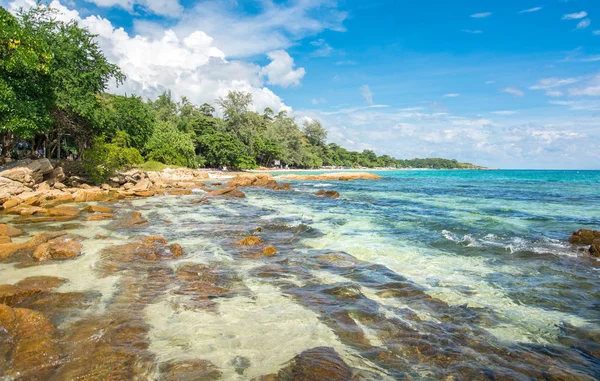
47,205,79,217
82,205,113,214
238,236,263,246
33,235,84,262
568,229,600,245
262,245,278,256
158,359,222,381
0,223,24,237
275,347,354,380
315,190,340,199
590,239,600,258
86,213,116,221
0,231,72,262
208,187,246,198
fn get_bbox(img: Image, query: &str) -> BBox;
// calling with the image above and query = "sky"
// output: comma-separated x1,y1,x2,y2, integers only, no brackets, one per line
2,0,600,169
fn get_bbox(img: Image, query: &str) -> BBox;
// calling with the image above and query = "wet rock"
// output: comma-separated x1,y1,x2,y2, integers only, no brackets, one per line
0,276,67,305
226,174,292,191
238,236,263,246
113,211,148,229
590,239,600,258
174,263,242,311
82,205,113,213
315,252,359,269
209,187,246,198
231,356,252,376
5,204,46,216
0,223,24,237
0,304,60,380
0,231,70,261
86,213,116,221
276,347,354,381
73,189,112,202
159,359,222,381
134,190,156,197
169,243,184,257
315,190,340,199
2,198,20,209
12,215,77,224
568,229,600,245
33,235,83,262
192,198,211,204
47,205,79,217
0,236,10,244
262,245,278,256
167,189,193,196
278,172,381,181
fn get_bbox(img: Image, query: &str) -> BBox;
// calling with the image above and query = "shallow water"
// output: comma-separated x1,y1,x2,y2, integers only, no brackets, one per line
1,170,599,379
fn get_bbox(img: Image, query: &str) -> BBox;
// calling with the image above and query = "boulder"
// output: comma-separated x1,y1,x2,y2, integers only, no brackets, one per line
276,347,353,381
0,176,29,200
27,158,54,183
315,190,340,199
0,223,24,237
123,183,134,190
590,239,600,258
0,304,60,379
208,187,246,198
53,182,67,190
0,158,54,186
47,205,79,217
0,236,11,244
73,189,111,202
238,236,263,246
33,235,83,262
0,231,70,261
168,243,184,257
167,189,193,196
86,213,116,221
132,178,151,192
262,245,278,256
569,229,600,246
82,205,113,214
133,190,156,197
0,276,67,305
2,198,21,209
44,166,65,186
158,359,222,381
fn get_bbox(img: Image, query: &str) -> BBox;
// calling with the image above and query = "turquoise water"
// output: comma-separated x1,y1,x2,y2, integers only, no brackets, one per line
1,170,599,379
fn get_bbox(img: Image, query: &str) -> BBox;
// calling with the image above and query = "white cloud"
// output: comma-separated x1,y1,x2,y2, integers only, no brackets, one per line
492,111,518,115
563,11,587,20
462,29,483,34
335,60,357,66
581,55,600,62
260,50,306,88
529,77,580,90
546,90,563,97
594,30,600,35
360,85,374,105
311,98,327,105
502,87,525,97
485,80,496,85
471,12,492,18
443,93,460,98
519,7,542,14
82,0,183,17
568,74,600,96
576,18,591,30
550,100,600,111
310,39,333,57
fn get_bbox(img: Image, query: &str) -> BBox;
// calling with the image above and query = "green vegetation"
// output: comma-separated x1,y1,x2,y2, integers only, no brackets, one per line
0,4,483,184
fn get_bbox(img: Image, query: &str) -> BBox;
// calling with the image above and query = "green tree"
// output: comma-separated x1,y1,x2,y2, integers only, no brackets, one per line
83,131,143,184
145,121,196,167
302,119,327,147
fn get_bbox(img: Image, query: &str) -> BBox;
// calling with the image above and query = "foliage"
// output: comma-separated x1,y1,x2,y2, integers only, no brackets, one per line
96,93,155,149
196,131,256,169
83,131,143,184
145,121,197,168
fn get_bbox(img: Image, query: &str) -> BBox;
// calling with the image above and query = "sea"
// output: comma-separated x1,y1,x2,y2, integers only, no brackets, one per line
1,169,599,379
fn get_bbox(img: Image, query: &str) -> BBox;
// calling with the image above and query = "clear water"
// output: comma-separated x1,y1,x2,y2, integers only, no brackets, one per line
1,170,599,379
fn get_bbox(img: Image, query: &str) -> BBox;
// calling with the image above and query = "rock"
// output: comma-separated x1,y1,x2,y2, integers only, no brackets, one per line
158,359,222,381
272,182,292,191
44,167,65,186
53,182,67,190
208,187,246,198
0,224,24,237
33,181,51,192
278,172,381,181
168,243,184,257
132,178,151,192
225,174,291,191
0,304,60,380
128,211,148,227
569,229,600,246
133,190,155,197
47,205,79,217
0,276,67,305
0,176,29,200
97,236,183,274
5,205,46,216
73,189,110,202
590,239,600,258
262,245,278,256
2,198,20,209
315,190,340,199
0,167,33,185
86,213,116,221
238,236,263,246
123,183,134,190
82,205,113,213
33,235,83,262
276,347,353,381
27,158,54,182
167,189,193,196
0,236,11,244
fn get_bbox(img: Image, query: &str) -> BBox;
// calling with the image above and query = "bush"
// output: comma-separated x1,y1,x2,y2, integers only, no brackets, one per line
145,121,197,167
84,132,143,184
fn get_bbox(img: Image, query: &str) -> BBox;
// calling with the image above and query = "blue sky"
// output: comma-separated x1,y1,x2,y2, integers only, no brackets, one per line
3,0,600,169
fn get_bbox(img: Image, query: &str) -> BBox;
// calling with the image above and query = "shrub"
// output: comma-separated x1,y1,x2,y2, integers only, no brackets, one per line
145,121,197,167
84,132,143,184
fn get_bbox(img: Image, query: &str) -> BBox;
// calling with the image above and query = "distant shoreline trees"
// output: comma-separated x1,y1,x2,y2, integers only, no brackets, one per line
1,4,482,183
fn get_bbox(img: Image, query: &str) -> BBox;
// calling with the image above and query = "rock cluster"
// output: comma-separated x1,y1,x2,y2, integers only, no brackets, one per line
569,229,600,258
277,172,381,181
315,190,340,199
226,173,292,191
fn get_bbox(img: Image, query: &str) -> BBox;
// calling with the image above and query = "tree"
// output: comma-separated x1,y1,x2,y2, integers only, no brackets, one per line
83,131,143,184
145,121,197,167
303,119,327,147
96,94,155,150
196,131,256,169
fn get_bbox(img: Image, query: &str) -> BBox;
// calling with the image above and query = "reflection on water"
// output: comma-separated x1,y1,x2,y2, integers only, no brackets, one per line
0,170,599,380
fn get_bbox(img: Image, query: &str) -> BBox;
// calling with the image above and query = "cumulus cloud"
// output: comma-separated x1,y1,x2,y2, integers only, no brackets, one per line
82,0,183,17
563,11,587,20
471,12,492,18
360,85,374,105
519,7,542,14
260,50,306,87
10,0,295,113
502,87,525,97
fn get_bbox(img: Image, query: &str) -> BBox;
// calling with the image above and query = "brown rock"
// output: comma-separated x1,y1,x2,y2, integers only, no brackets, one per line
262,245,278,256
86,213,116,221
2,198,20,209
0,276,67,306
132,178,151,192
0,231,70,261
278,172,381,181
238,236,263,246
47,205,79,217
53,182,67,190
144,236,168,244
0,223,24,237
569,229,600,246
315,190,340,199
123,182,134,190
590,239,600,258
0,304,60,379
159,359,222,381
168,243,184,257
0,176,29,200
208,187,246,198
167,189,193,196
45,166,65,186
0,236,11,244
33,235,83,262
276,347,353,381
73,189,110,203
95,234,109,240
82,205,113,213
134,190,156,197
6,205,46,216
